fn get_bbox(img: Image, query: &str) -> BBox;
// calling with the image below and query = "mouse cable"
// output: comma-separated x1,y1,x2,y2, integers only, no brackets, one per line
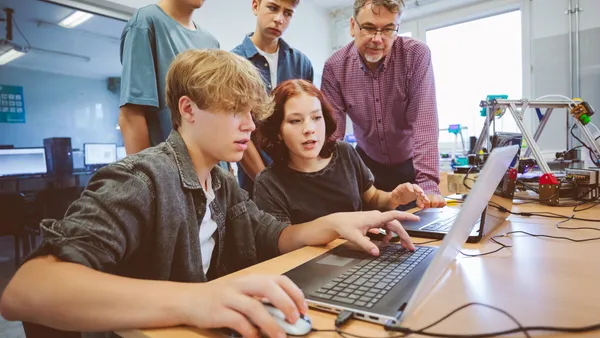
311,302,600,338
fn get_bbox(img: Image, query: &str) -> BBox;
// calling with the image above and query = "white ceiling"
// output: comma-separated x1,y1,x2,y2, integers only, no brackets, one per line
0,0,476,79
0,0,126,79
312,0,352,10
311,0,436,11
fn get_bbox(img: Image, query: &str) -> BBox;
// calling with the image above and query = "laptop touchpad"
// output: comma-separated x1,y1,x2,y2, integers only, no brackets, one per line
317,255,354,267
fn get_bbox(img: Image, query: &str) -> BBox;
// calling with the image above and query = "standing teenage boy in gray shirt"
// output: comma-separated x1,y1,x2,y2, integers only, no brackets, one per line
232,0,314,196
118,0,219,154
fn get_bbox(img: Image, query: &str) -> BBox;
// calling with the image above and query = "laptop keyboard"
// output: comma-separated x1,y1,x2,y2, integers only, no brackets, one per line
421,216,482,233
421,216,457,232
311,246,434,308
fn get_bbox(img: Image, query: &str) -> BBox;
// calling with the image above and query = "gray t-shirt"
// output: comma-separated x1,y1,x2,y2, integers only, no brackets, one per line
254,142,375,224
119,4,220,145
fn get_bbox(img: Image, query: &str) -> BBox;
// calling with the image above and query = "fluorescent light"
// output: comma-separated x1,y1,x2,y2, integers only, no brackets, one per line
0,39,27,65
0,49,25,65
58,11,93,28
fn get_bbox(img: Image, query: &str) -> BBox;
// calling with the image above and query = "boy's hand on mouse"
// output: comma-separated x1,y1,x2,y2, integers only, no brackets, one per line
185,274,307,338
388,183,429,209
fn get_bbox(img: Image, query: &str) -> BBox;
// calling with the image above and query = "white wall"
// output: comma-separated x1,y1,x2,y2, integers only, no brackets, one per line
530,0,600,159
108,0,332,86
0,67,122,149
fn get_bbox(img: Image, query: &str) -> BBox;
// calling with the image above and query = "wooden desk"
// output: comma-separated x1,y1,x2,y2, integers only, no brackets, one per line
117,203,600,338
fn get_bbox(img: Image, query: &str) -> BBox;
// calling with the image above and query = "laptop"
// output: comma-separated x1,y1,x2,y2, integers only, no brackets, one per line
284,145,519,326
401,185,514,243
397,132,518,243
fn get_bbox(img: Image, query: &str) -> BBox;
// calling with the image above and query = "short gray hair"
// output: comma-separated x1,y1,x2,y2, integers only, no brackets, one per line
353,0,405,18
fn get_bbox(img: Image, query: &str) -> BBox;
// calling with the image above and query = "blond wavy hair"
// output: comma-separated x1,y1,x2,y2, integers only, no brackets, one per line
166,49,273,130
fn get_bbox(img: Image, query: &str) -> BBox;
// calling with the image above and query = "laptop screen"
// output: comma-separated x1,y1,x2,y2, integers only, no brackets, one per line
399,145,519,322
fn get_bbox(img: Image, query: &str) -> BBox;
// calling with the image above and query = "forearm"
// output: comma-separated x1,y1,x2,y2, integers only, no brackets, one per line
365,189,394,211
119,105,151,155
278,215,339,254
240,141,266,180
413,145,440,194
0,256,190,332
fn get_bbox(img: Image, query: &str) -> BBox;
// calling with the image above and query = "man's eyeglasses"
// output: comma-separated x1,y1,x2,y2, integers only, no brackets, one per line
354,17,399,38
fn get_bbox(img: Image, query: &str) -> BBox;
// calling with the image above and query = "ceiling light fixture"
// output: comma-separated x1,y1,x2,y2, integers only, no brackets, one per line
58,10,93,28
0,8,27,66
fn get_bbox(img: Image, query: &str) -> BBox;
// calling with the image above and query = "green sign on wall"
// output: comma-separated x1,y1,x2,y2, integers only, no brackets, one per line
0,85,25,123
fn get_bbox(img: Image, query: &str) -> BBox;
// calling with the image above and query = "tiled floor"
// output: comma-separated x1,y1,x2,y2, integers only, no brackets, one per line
0,236,26,338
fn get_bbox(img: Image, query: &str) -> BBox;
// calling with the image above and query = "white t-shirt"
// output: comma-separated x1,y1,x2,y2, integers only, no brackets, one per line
256,46,279,89
199,173,217,275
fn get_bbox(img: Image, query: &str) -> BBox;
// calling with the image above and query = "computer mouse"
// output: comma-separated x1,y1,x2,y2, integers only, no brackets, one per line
367,229,400,242
263,303,312,336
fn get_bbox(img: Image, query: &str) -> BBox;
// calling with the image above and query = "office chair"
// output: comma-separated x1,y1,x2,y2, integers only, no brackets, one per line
25,186,83,250
36,186,84,220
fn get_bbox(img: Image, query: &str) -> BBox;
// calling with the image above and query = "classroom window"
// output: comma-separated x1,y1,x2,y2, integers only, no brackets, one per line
427,10,522,146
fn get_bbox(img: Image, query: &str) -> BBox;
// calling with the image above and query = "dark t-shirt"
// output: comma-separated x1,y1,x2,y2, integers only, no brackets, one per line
254,142,374,224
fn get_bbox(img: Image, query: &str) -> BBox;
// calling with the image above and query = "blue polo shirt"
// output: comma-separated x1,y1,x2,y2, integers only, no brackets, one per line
231,33,314,196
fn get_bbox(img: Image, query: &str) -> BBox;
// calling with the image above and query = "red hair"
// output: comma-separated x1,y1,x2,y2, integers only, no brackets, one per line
256,79,337,165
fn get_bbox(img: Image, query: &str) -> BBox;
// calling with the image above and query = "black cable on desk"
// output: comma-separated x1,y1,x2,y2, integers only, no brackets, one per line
487,201,600,223
453,205,600,258
459,235,511,257
457,228,600,258
573,200,600,212
311,302,600,338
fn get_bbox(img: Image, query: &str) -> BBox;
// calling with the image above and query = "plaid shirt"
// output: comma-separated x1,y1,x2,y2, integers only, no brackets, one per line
321,37,440,194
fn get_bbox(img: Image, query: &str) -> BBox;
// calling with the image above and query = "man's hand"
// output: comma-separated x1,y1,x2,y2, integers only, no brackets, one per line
423,194,447,208
329,210,418,255
186,275,307,338
388,183,429,209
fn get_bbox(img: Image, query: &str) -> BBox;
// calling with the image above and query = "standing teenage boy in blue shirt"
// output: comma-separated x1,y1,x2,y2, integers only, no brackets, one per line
232,0,314,195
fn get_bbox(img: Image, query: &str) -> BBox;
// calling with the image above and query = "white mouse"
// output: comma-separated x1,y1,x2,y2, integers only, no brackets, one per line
263,303,312,336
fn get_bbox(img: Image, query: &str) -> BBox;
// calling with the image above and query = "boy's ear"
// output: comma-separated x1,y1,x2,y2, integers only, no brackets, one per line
179,96,195,124
252,0,260,15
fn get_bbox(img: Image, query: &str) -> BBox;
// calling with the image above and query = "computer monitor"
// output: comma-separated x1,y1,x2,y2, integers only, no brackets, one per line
116,146,126,161
0,148,48,177
84,143,117,166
